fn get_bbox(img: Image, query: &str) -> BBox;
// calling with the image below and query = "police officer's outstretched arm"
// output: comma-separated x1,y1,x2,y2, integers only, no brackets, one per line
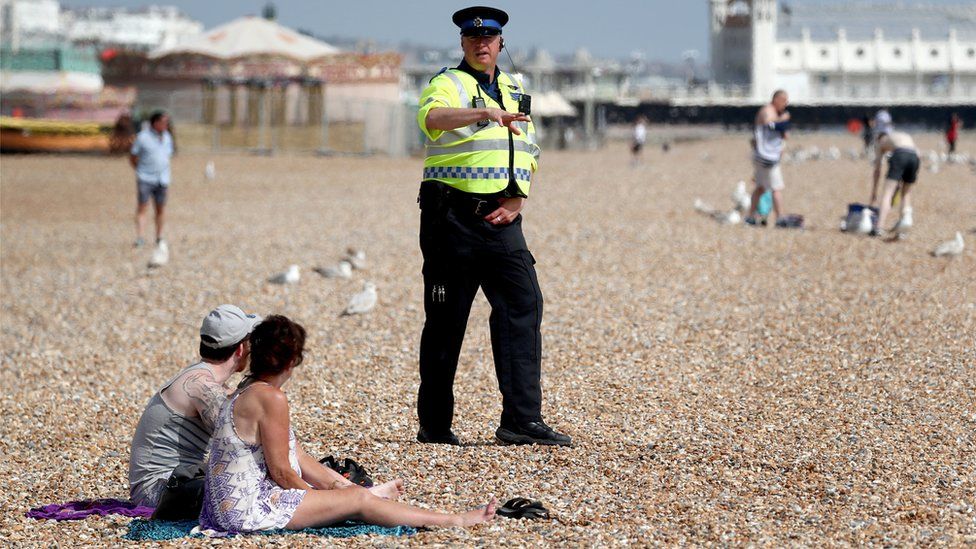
426,107,530,135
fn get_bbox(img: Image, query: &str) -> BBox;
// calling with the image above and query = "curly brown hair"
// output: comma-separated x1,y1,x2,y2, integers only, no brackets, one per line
249,315,306,377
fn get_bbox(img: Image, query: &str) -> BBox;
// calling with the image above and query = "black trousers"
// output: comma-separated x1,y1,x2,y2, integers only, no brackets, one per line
417,182,544,433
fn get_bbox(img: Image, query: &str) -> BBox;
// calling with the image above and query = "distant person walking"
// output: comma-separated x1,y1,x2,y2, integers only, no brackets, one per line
631,115,647,165
861,113,873,155
946,112,961,154
130,111,173,248
869,112,919,237
745,90,791,227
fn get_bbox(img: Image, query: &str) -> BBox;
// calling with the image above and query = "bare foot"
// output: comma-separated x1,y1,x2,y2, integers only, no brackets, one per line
368,479,404,500
457,497,497,527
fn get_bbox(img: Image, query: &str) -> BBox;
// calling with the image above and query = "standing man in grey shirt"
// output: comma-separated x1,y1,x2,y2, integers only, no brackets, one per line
128,305,260,513
129,111,174,248
745,90,791,227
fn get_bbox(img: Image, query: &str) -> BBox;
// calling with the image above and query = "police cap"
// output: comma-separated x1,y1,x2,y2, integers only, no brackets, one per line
452,6,508,36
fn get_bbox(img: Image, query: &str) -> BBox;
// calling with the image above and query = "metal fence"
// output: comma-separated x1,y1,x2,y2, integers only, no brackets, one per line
132,89,420,157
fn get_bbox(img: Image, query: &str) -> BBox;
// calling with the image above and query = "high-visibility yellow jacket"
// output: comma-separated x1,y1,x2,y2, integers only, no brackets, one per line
418,68,540,196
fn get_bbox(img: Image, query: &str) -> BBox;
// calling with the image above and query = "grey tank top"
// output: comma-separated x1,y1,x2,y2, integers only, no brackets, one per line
128,362,216,505
753,123,784,166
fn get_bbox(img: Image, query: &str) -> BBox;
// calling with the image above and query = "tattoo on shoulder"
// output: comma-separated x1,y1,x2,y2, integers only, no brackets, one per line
182,371,227,428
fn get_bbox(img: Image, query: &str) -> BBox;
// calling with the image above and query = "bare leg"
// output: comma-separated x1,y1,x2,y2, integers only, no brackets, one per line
286,486,495,530
135,202,149,242
899,183,913,215
153,202,166,243
875,179,900,231
770,189,784,221
747,185,764,218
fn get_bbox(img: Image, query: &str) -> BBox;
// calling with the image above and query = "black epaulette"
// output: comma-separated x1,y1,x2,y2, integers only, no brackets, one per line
429,67,450,83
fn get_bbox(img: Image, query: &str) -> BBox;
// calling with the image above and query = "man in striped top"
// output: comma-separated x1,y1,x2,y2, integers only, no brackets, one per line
745,90,791,227
128,305,260,509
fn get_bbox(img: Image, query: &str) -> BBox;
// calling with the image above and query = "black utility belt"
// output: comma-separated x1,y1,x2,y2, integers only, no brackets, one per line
422,181,502,217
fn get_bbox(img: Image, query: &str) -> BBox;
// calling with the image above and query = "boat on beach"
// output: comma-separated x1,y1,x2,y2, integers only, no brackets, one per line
0,116,112,153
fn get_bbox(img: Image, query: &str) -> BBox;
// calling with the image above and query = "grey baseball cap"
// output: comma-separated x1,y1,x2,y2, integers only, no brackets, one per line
200,304,262,349
875,110,893,135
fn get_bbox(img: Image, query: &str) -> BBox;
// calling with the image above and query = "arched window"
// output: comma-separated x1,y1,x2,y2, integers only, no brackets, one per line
729,0,749,17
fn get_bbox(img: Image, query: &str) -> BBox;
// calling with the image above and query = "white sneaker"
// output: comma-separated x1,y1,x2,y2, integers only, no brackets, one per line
149,240,169,267
895,209,913,231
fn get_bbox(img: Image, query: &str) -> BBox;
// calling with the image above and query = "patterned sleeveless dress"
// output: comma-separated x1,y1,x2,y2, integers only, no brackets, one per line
198,383,306,534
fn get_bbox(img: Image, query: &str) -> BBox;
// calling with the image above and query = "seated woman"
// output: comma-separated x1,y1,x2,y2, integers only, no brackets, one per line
199,315,495,533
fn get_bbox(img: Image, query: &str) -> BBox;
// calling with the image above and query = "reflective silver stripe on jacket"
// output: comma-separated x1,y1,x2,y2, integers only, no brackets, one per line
500,73,539,158
424,71,483,145
425,70,537,162
442,70,469,105
426,139,537,156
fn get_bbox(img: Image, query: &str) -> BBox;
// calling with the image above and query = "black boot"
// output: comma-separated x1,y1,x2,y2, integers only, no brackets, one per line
496,421,571,447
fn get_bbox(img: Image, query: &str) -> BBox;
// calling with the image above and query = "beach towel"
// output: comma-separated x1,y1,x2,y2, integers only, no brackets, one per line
27,499,154,521
123,519,416,541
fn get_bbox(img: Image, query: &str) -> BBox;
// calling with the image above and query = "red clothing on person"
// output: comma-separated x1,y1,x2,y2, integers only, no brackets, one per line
947,119,959,142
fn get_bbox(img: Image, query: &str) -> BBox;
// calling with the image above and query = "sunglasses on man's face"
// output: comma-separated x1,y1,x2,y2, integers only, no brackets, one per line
463,35,500,43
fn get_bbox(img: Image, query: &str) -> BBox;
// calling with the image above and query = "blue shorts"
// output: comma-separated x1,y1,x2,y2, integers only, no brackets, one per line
137,180,168,206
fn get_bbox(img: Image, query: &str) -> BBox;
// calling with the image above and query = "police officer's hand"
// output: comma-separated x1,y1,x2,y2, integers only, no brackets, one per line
485,197,524,225
486,108,530,135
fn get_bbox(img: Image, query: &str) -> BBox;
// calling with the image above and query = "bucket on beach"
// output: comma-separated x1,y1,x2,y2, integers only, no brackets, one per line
757,191,773,217
842,203,877,233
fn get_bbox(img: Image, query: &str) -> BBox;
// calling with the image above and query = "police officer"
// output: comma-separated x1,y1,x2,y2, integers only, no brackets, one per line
415,6,571,447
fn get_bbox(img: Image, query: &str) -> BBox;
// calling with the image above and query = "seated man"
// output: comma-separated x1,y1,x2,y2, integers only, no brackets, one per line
128,304,260,513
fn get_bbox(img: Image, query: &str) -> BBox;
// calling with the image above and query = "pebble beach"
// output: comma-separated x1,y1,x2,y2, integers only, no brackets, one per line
1,132,974,546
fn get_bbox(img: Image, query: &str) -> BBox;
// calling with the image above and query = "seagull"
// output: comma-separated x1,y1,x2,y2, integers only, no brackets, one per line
694,198,713,214
344,248,367,270
342,281,377,315
827,146,841,161
845,147,860,161
148,240,169,268
314,260,353,279
204,160,216,181
720,209,742,225
731,180,751,212
856,209,874,234
268,264,300,284
694,198,740,225
931,232,964,257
